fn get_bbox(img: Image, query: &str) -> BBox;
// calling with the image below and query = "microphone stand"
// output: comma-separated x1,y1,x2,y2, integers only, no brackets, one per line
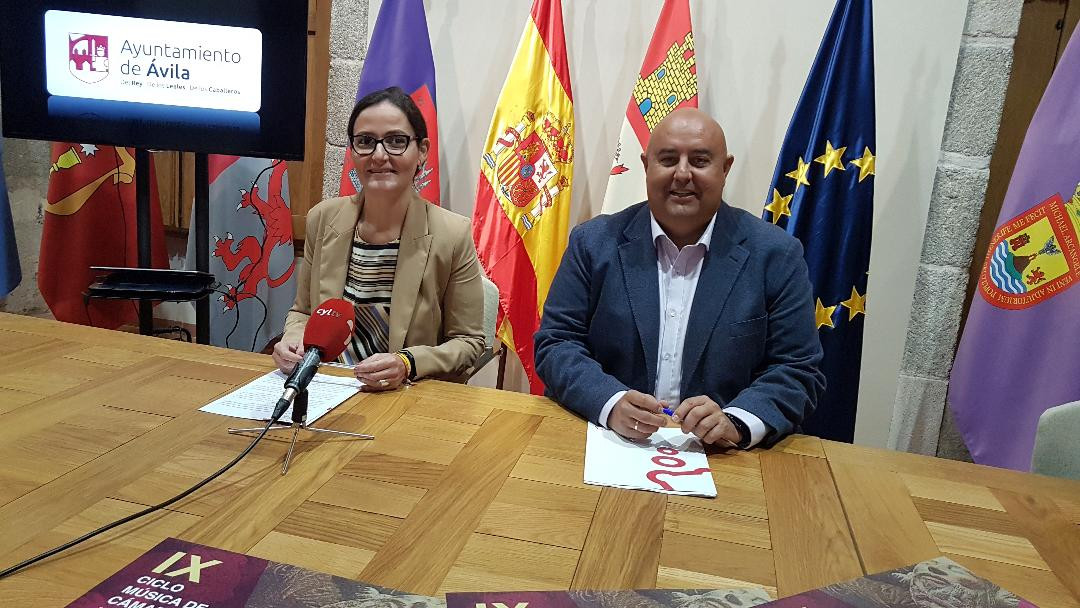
227,388,374,475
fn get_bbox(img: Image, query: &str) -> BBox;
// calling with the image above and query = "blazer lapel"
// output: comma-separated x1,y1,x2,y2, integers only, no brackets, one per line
618,206,661,393
321,193,363,306
389,193,432,351
682,204,749,394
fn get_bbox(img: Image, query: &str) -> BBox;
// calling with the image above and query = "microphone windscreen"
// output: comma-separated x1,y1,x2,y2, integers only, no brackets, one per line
303,298,354,362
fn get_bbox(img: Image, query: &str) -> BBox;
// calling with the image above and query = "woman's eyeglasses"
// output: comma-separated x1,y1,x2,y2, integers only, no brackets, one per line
350,134,419,156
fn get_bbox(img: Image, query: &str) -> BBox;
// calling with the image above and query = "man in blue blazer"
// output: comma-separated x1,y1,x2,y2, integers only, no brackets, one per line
535,109,824,449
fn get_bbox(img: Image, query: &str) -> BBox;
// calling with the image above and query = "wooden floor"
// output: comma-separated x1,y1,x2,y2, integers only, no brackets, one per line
0,313,1078,607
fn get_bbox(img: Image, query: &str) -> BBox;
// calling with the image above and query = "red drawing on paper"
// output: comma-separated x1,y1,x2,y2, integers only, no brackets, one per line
646,446,711,491
646,467,712,490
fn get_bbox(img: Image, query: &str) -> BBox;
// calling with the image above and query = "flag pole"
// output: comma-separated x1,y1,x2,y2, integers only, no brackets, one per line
194,153,210,344
136,148,153,335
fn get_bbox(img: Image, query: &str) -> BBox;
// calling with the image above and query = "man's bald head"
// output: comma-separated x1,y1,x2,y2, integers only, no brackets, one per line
641,108,735,248
646,108,729,159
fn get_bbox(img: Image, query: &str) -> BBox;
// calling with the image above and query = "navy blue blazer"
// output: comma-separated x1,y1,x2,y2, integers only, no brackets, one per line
535,202,825,444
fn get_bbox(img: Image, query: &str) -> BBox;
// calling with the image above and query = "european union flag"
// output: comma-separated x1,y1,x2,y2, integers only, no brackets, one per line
762,0,875,442
0,137,20,297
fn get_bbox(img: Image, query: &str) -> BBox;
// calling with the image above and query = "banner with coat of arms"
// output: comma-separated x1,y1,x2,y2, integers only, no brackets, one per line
39,143,168,329
950,24,1080,471
472,0,575,394
185,156,297,352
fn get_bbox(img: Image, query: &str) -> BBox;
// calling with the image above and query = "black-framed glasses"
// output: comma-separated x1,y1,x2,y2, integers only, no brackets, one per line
350,134,419,156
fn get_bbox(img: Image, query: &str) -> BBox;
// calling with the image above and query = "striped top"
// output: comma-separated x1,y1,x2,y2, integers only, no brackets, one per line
339,234,399,365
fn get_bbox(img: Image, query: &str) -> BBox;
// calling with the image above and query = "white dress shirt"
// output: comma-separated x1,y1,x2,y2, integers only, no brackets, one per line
597,212,768,448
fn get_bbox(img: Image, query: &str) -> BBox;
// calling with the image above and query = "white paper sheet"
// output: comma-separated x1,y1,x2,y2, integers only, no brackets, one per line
199,370,362,424
584,423,717,497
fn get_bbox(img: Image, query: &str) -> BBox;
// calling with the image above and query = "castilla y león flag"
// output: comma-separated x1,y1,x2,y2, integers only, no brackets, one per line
338,0,440,205
39,143,168,329
600,0,697,215
472,0,575,394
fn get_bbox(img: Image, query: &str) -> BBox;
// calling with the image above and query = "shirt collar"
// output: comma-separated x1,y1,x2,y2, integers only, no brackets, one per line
649,211,717,251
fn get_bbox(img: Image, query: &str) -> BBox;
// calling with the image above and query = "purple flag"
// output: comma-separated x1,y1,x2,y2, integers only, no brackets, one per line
338,0,440,204
949,26,1080,470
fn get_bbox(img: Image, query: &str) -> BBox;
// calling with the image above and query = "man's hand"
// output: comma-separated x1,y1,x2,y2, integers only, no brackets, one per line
272,339,304,374
672,395,741,448
355,353,407,391
609,390,667,440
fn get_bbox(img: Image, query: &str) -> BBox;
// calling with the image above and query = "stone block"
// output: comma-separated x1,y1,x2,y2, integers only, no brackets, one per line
921,162,990,268
935,403,974,462
329,0,369,61
964,0,1022,38
325,59,364,147
889,374,949,456
323,142,346,200
941,42,1014,158
900,264,968,379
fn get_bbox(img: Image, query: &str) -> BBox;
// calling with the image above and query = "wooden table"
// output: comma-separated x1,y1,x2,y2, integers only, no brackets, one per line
0,312,1078,608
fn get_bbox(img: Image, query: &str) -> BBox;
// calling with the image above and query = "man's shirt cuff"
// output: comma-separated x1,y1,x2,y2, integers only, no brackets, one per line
723,406,769,448
598,390,627,428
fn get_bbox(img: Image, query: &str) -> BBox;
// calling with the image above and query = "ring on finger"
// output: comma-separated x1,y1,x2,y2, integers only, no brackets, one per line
378,379,389,387
633,421,639,431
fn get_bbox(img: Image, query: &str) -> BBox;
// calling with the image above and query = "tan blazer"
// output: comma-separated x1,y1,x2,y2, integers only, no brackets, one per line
284,192,485,382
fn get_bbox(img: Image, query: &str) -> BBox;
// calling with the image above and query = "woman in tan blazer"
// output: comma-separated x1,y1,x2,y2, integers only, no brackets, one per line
273,87,484,389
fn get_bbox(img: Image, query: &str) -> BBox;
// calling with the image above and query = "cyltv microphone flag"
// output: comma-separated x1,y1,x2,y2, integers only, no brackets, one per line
185,156,297,352
761,0,876,442
472,0,575,395
949,25,1080,470
39,143,168,328
0,137,20,297
338,0,440,205
600,0,697,215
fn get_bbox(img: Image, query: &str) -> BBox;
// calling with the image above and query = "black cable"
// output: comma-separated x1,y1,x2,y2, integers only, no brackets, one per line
0,412,283,580
213,287,268,352
82,296,96,328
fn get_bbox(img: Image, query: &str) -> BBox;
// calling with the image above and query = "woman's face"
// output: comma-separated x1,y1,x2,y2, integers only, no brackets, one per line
349,101,430,196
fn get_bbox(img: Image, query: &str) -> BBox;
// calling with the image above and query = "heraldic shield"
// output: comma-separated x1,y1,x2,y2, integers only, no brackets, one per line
482,110,572,232
979,184,1080,310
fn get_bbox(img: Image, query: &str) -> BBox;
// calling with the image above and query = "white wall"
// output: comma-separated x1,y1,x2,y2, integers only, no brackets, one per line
376,0,966,447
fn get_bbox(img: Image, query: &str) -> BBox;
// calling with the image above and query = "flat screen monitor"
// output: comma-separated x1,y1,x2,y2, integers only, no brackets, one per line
0,0,307,160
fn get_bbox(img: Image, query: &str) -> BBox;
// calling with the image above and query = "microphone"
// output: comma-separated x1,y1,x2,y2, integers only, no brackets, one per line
272,298,354,420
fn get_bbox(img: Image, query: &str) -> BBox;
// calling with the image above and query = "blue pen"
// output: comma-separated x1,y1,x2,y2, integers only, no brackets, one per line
662,407,675,417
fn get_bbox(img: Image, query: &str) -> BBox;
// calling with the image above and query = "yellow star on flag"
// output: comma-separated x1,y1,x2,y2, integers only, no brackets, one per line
849,146,876,182
813,140,847,178
764,189,793,224
785,157,811,191
840,286,867,321
814,297,837,330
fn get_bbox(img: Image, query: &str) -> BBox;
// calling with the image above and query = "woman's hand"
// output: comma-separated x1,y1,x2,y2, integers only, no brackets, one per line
355,353,408,391
272,339,305,374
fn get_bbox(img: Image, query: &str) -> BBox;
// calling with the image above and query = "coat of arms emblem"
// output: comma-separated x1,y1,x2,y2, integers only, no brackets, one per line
482,110,573,231
69,33,109,84
979,184,1080,309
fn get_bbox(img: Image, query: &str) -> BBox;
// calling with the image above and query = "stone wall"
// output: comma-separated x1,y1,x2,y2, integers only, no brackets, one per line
0,136,50,316
888,0,1023,459
322,0,370,201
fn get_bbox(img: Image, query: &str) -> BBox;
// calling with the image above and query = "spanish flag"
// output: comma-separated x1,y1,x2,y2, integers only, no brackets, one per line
472,0,575,394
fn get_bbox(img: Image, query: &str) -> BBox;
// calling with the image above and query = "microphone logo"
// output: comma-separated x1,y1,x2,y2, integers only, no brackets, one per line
314,307,342,318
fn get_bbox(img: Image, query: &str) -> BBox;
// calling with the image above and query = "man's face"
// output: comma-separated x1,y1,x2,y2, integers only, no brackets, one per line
641,111,734,237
